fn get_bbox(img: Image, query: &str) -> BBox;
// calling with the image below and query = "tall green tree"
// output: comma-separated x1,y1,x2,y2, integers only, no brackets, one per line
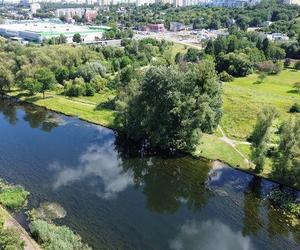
73,33,82,43
34,68,57,98
273,117,300,181
119,60,222,151
250,106,279,173
0,66,14,95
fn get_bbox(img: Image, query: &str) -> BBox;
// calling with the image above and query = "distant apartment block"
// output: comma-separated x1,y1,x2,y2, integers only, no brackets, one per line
284,0,300,4
84,9,98,22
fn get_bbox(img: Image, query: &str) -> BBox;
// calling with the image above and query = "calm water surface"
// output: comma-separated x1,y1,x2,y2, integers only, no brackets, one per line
0,98,299,250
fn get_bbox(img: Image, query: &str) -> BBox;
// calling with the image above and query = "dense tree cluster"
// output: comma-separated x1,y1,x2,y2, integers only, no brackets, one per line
0,37,172,98
202,31,286,77
116,59,223,151
96,1,300,35
250,107,300,183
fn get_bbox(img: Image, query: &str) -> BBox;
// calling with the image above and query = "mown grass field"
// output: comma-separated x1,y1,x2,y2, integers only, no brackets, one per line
222,69,300,140
9,90,117,128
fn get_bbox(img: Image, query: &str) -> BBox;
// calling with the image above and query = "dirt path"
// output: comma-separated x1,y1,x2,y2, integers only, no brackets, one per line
218,125,252,166
2,208,41,250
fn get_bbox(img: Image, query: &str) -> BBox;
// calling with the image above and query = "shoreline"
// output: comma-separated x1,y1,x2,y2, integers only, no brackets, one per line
0,206,41,250
2,94,300,192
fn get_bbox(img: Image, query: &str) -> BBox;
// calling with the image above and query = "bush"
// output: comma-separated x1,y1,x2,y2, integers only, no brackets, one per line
85,84,95,96
290,103,300,113
256,60,282,75
218,71,234,82
0,185,29,210
0,229,24,249
30,219,90,250
90,75,107,93
295,60,300,70
63,77,85,97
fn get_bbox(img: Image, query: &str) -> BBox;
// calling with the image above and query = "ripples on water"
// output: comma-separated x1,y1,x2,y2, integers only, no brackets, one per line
0,98,299,250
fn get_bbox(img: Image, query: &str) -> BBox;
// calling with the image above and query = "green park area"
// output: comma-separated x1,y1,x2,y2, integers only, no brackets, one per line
8,68,300,186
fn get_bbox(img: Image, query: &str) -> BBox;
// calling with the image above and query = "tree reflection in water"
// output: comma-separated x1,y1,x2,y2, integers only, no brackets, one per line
114,134,212,214
0,98,18,125
0,97,60,132
242,176,262,236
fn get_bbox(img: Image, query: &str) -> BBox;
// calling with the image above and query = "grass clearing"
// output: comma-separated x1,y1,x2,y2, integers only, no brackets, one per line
194,134,251,169
222,69,300,140
8,89,117,128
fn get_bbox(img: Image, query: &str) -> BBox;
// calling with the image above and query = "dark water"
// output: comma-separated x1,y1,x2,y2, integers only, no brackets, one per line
0,98,299,250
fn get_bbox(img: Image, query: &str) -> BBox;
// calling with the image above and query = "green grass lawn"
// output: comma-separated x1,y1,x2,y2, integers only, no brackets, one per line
194,134,251,169
8,89,117,128
222,69,300,140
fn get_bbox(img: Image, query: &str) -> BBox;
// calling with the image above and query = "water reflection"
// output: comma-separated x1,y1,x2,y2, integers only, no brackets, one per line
51,141,134,199
23,106,59,132
0,98,18,125
169,220,253,250
0,98,59,132
51,130,212,213
242,177,262,236
1,97,300,249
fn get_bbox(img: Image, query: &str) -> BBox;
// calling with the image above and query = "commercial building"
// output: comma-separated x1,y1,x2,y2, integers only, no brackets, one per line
0,21,111,43
30,3,41,14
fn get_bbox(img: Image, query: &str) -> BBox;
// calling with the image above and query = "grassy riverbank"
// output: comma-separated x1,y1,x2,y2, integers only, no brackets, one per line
6,68,300,189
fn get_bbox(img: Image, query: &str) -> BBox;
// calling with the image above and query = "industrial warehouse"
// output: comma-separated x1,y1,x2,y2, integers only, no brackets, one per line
0,20,111,43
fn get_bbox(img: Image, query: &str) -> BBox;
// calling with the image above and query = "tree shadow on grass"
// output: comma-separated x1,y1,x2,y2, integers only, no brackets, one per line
286,89,300,95
253,80,263,85
25,96,44,102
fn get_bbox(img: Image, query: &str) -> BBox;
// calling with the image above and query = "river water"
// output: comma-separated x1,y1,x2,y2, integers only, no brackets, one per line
0,98,299,250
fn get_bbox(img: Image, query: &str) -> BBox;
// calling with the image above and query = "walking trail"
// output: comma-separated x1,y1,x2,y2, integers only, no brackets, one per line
218,125,252,166
1,206,41,250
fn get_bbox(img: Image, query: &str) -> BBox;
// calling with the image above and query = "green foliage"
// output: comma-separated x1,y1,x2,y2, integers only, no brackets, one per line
30,219,91,250
0,229,24,250
0,182,29,210
90,75,107,92
72,33,82,43
34,67,57,98
77,62,106,82
0,65,14,94
183,48,203,62
256,61,282,75
218,71,234,82
102,29,133,40
250,106,279,173
269,189,300,218
64,77,86,97
272,117,300,183
118,60,222,151
217,52,253,77
23,78,42,96
55,66,69,85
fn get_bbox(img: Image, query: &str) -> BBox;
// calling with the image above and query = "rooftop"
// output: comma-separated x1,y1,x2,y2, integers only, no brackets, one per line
0,21,111,38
